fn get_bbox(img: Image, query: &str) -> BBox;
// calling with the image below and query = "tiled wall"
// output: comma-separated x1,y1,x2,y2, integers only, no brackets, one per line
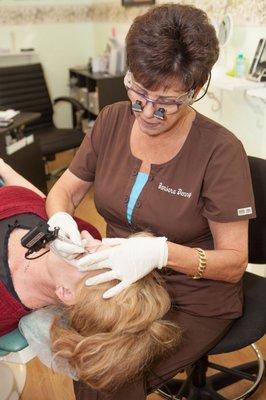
0,1,265,26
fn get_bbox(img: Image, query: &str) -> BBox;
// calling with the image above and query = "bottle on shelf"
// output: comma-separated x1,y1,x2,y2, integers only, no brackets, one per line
235,52,246,78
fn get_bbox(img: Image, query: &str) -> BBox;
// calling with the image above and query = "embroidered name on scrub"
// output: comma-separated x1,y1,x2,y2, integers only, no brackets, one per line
158,182,192,198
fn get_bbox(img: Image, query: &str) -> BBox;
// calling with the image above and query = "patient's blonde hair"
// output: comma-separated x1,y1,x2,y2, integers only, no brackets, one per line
50,240,181,392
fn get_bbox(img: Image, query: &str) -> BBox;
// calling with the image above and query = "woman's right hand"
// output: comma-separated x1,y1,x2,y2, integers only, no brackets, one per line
48,212,84,259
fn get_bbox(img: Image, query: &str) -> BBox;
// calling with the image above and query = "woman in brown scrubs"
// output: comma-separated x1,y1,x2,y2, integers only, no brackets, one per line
46,4,255,399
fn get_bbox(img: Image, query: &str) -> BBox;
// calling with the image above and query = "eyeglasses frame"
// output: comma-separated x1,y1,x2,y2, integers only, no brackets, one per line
124,71,195,115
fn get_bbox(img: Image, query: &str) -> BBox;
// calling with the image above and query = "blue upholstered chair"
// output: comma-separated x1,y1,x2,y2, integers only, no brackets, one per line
0,328,28,357
0,329,29,399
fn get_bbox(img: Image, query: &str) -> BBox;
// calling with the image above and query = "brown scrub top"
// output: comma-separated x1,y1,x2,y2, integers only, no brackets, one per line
69,101,256,320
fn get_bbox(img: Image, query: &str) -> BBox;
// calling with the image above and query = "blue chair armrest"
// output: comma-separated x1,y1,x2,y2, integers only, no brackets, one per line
0,329,28,353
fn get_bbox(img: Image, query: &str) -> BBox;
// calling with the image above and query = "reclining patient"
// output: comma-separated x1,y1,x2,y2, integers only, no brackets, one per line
0,158,100,336
0,159,180,391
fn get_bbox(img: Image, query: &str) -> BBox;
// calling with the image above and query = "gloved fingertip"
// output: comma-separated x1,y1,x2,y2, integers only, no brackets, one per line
72,239,83,247
102,286,121,299
102,291,113,299
85,278,95,286
102,238,125,246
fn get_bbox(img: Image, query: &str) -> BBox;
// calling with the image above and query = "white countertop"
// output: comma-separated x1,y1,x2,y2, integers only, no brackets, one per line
210,69,266,91
246,88,266,101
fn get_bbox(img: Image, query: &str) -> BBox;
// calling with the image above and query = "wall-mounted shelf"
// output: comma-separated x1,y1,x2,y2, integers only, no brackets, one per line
210,71,266,91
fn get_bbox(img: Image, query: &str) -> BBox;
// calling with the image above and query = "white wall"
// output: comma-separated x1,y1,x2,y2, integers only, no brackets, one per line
194,25,266,159
0,22,96,127
90,20,266,159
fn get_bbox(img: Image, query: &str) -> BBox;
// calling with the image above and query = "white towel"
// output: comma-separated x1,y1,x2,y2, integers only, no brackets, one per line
0,109,20,121
19,307,78,380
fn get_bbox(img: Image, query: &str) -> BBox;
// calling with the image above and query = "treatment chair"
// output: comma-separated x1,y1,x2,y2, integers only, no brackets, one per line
156,156,266,400
0,63,87,177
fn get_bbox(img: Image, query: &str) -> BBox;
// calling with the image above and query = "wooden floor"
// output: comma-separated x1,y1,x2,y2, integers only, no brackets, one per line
21,338,266,400
19,152,265,399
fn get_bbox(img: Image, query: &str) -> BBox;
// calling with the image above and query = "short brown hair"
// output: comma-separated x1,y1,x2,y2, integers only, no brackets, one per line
126,4,219,91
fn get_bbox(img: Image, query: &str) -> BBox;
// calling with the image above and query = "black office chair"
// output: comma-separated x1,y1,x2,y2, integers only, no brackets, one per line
0,63,87,176
157,156,266,400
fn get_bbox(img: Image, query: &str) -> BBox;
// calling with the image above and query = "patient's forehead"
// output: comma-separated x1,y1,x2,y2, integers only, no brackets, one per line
66,263,108,285
65,264,94,280
48,250,98,281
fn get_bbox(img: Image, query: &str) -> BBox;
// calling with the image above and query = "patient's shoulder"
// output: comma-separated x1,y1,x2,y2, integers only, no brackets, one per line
0,186,47,220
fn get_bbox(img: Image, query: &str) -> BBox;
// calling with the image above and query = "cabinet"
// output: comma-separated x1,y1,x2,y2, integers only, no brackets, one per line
69,67,128,123
0,113,47,193
0,133,47,194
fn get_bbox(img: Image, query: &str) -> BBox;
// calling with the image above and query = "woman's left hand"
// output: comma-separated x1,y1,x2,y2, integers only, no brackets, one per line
72,236,168,298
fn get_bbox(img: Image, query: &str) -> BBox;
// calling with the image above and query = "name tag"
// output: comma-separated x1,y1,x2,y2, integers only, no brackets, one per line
237,207,252,216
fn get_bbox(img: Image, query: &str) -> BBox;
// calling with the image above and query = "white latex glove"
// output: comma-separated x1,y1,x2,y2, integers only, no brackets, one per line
48,212,84,259
80,230,110,254
73,236,168,299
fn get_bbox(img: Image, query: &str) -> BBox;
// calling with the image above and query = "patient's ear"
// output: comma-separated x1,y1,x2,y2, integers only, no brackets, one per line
55,285,76,305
